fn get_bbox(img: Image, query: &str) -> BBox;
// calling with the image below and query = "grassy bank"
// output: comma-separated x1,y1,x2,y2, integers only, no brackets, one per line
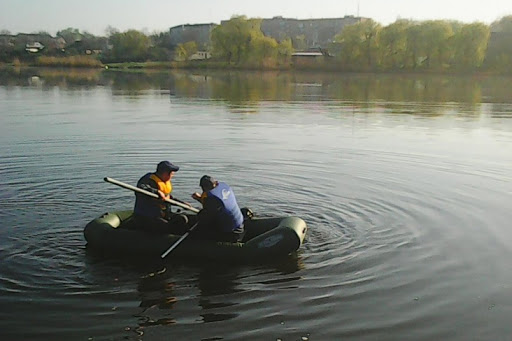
104,61,176,69
104,60,296,71
35,56,103,68
2,59,508,76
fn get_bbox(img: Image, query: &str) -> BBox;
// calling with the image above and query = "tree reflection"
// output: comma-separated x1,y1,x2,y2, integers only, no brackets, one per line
2,69,511,113
168,71,492,110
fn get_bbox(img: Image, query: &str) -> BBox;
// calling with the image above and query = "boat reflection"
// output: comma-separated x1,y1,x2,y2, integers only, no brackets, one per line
83,248,304,335
196,264,242,323
134,254,304,326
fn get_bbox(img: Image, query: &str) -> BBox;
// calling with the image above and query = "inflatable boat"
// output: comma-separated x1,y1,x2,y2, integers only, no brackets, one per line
84,210,307,262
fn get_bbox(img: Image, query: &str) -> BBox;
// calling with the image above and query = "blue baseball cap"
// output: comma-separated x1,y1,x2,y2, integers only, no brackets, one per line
200,175,215,189
157,161,179,172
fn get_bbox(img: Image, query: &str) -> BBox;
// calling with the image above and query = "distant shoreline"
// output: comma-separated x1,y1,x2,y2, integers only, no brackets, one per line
0,61,508,77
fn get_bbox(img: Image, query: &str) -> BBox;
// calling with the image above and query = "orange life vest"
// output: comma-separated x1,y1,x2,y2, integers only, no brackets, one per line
150,173,172,216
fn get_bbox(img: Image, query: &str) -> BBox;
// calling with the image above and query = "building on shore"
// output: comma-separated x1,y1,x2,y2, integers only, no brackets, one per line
189,51,211,60
169,23,217,50
169,16,367,53
259,16,367,49
484,30,512,69
25,42,45,53
0,33,65,51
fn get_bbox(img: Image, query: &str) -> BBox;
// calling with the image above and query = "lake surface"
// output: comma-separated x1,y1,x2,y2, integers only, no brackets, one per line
1,69,511,340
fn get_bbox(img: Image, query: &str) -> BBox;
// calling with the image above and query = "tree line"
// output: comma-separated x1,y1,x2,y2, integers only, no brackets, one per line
211,15,512,72
1,15,512,73
0,27,172,65
330,17,511,72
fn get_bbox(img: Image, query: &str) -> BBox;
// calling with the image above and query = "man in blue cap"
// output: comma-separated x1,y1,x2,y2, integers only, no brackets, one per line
133,161,188,234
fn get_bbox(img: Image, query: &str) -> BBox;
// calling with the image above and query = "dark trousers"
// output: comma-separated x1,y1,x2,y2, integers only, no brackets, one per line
134,214,188,235
192,223,245,243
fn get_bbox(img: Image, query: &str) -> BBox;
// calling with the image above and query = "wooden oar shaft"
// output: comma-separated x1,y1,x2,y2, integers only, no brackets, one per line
104,177,200,214
160,222,199,258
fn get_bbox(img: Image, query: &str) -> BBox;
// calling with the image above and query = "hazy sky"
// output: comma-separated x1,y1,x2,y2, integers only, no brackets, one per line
1,0,512,35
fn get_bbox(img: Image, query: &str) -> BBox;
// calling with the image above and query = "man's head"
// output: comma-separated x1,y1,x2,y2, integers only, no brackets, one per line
156,161,179,181
200,175,216,192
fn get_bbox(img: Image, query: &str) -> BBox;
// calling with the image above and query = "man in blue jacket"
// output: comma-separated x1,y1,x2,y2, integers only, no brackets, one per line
191,175,245,242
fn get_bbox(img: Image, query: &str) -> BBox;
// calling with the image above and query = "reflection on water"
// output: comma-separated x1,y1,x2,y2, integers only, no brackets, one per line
197,265,241,324
1,69,512,340
80,252,305,339
3,68,512,107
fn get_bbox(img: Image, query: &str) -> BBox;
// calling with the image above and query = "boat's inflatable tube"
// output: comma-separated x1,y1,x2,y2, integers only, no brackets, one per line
84,211,307,262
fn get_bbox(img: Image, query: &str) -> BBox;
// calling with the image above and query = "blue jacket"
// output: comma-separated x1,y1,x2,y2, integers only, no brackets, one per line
205,182,244,232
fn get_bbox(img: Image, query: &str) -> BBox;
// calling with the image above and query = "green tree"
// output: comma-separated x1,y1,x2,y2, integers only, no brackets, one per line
485,16,512,72
378,19,411,70
334,19,381,70
277,38,294,64
57,27,83,44
490,15,512,32
211,16,261,64
418,20,453,70
175,41,198,61
150,31,171,49
404,22,424,69
145,31,172,61
108,29,149,62
211,15,282,66
452,23,489,70
105,26,119,37
250,34,278,66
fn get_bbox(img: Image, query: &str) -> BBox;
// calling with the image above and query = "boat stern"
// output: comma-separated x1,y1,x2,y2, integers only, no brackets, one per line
244,216,307,258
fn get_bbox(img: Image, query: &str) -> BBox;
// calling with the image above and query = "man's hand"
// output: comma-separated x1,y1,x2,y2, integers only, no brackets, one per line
191,192,201,201
158,190,169,200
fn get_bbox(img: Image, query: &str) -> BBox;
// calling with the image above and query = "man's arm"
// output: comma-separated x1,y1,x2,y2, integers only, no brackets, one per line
199,197,222,223
136,176,167,199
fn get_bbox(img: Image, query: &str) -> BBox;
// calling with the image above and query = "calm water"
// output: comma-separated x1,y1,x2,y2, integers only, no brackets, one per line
1,69,512,340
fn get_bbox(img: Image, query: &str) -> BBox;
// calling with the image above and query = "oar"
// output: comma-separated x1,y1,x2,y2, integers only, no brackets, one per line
160,222,199,258
104,176,200,258
104,177,200,214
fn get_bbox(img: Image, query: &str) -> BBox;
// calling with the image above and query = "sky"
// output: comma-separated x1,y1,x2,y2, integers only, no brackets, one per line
1,0,512,36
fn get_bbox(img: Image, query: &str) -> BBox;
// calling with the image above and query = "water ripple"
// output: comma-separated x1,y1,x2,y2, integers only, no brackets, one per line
2,79,512,340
